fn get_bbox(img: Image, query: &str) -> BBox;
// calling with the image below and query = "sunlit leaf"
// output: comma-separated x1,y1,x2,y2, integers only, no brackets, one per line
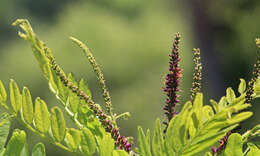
112,150,129,156
50,107,66,142
65,128,81,151
34,97,50,133
0,113,10,150
238,79,246,95
32,142,46,156
9,79,22,113
4,129,27,156
152,119,166,156
138,126,152,156
98,133,114,156
226,87,236,103
224,133,243,156
22,87,34,124
247,143,260,156
79,78,92,99
0,80,7,103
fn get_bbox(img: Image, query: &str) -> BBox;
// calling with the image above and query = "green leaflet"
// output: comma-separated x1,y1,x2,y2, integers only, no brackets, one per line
182,125,238,156
81,128,96,156
22,87,34,124
202,105,214,122
238,79,246,95
242,124,260,142
50,107,66,142
34,97,50,133
79,78,92,99
138,126,152,156
152,119,166,156
67,73,79,113
98,134,114,156
9,79,22,113
193,93,203,128
0,149,6,156
65,128,81,152
4,129,28,156
112,150,129,156
0,80,7,103
166,101,192,154
32,142,46,156
247,143,260,156
224,133,243,156
219,96,227,108
210,99,219,113
0,113,10,150
204,152,213,156
226,87,236,103
226,112,253,125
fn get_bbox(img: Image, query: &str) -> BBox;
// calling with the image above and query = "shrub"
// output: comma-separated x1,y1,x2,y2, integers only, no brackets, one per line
0,19,259,156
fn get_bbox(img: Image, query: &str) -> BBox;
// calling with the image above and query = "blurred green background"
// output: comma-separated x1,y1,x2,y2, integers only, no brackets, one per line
0,0,259,155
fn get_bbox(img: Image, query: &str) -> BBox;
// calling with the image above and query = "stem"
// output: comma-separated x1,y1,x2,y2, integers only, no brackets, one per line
70,37,115,121
15,118,74,153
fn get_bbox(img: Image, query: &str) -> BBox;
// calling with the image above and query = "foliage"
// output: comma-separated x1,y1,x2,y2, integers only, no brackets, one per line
0,19,259,156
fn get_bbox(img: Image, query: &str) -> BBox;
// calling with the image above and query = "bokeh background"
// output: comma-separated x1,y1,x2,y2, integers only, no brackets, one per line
0,0,259,155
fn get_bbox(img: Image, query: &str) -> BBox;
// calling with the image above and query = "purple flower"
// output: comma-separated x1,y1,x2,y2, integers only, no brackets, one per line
163,33,182,132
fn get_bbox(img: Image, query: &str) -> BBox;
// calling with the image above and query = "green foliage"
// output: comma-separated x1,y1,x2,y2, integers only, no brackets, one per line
21,87,33,124
31,143,46,156
137,84,260,156
0,18,259,156
50,107,66,142
34,98,50,133
0,113,10,150
9,79,22,113
4,129,27,156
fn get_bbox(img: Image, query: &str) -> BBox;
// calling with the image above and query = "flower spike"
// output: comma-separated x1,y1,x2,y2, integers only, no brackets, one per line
245,39,260,103
45,51,132,152
162,33,182,132
190,48,202,101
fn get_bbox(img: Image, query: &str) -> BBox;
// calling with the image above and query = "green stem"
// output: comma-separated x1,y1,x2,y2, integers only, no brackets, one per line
15,118,73,153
